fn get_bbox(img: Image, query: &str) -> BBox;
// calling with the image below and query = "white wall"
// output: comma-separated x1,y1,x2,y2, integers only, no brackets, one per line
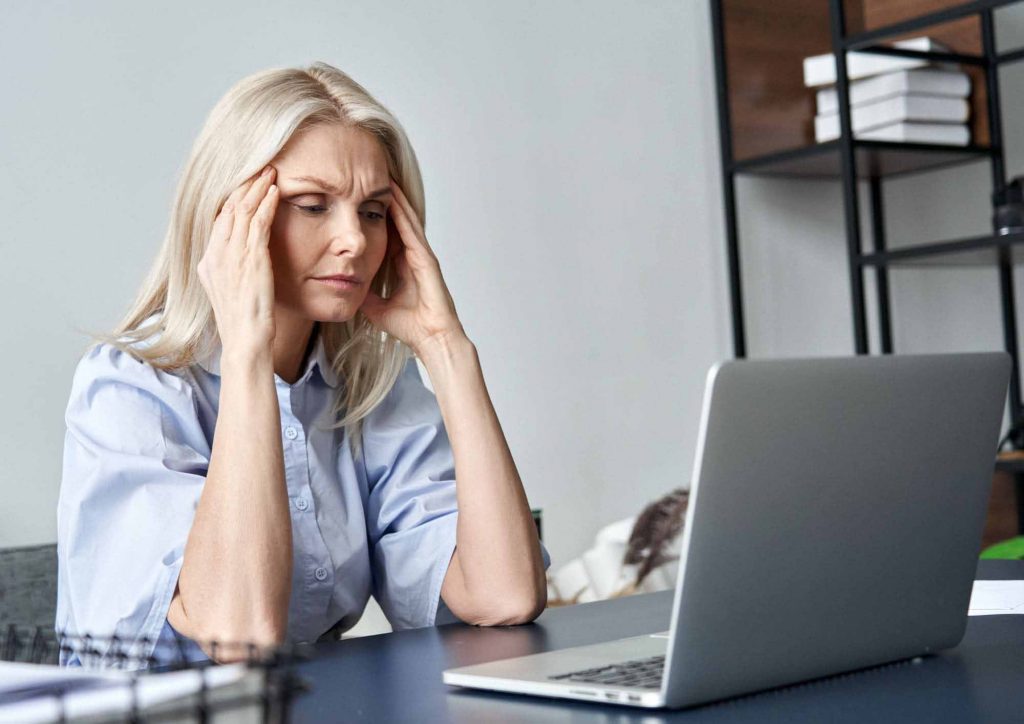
0,1,727,567
3,1,1023,575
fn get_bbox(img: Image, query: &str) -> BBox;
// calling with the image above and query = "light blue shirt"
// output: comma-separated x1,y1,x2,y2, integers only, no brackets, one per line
56,323,550,668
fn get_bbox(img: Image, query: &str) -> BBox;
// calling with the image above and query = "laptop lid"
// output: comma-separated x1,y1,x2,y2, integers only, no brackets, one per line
662,352,1010,708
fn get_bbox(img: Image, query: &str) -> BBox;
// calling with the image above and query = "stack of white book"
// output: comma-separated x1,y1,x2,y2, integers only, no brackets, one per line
803,37,972,146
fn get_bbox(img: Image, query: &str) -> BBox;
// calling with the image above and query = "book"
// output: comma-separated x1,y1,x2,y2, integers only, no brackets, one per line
803,37,950,87
816,68,971,115
814,95,969,140
816,120,970,145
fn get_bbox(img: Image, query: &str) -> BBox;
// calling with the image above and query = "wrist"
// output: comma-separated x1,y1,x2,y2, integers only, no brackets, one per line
220,346,275,380
415,330,476,372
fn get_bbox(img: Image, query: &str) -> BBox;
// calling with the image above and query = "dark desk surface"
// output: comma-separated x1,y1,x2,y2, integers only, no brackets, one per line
294,561,1024,723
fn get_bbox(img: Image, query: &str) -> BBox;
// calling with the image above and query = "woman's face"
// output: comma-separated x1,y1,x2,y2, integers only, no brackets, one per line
268,122,393,325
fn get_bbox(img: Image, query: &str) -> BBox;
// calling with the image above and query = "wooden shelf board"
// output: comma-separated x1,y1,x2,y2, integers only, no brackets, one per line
844,0,1017,49
996,450,1024,472
731,140,992,179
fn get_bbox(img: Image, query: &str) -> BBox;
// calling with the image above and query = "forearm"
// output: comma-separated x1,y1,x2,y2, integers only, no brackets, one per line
170,350,292,654
419,334,546,625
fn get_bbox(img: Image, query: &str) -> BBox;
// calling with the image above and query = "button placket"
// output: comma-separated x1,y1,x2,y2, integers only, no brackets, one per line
282,389,333,601
278,390,301,497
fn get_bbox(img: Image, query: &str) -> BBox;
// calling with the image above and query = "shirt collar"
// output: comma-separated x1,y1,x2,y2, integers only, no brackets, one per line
195,325,340,388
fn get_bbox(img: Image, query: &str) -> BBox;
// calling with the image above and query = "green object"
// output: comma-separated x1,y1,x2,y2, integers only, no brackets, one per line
531,508,543,542
980,536,1024,560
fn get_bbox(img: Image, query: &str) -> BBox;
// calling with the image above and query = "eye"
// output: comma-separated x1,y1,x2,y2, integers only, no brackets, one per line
363,210,385,222
288,194,328,215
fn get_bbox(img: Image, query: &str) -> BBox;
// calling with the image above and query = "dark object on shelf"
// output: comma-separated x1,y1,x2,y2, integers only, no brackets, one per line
0,625,312,722
986,459,1024,547
999,422,1024,451
993,176,1024,235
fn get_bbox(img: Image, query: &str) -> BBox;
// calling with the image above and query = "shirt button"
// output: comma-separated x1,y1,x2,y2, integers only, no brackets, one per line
284,426,298,440
295,497,309,511
314,567,329,581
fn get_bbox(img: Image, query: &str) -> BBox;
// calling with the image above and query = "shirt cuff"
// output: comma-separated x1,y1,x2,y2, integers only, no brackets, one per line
426,511,460,627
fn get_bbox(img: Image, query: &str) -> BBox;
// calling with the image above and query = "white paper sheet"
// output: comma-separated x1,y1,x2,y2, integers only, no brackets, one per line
968,579,1024,616
0,663,255,723
0,662,128,699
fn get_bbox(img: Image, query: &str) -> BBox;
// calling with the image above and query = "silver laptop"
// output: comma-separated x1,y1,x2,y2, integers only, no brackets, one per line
443,353,1011,709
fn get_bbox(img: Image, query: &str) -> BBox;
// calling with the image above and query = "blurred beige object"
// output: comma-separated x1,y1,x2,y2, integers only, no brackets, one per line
547,489,689,606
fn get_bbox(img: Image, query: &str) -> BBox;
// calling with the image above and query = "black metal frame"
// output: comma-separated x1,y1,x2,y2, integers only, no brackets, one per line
1,624,311,722
710,0,746,358
710,0,1024,530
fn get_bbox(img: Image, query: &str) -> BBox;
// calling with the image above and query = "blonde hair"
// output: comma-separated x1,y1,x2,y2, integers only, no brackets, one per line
86,61,426,459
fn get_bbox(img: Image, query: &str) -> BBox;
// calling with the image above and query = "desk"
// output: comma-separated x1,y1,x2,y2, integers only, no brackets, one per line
295,561,1024,723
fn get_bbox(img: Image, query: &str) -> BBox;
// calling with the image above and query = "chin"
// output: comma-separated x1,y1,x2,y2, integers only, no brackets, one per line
307,299,364,325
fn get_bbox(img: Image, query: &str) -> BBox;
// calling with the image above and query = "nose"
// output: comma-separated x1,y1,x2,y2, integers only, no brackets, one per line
327,210,368,257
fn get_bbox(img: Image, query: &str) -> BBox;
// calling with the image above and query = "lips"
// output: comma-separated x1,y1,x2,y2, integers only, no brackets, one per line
314,274,361,283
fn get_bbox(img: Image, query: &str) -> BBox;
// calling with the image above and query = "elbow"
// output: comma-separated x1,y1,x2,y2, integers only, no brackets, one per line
517,587,548,624
195,619,286,664
501,600,546,627
500,569,549,624
443,556,548,627
468,589,547,627
171,596,287,663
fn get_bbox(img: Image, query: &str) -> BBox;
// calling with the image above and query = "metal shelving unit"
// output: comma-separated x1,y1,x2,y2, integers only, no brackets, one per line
710,0,1024,532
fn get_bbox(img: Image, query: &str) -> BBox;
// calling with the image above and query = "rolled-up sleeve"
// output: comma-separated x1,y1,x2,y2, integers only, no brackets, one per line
362,358,460,630
56,344,210,668
361,357,550,631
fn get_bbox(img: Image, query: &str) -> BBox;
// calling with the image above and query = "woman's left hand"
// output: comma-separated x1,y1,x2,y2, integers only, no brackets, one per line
359,179,467,355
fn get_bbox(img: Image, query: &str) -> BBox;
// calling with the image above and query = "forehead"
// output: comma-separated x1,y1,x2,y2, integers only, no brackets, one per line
273,123,388,182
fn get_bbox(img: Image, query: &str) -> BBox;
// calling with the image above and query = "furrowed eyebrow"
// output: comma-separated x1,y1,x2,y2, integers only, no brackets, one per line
287,176,392,201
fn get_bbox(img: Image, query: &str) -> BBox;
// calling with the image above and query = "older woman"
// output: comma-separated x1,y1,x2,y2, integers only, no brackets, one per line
56,61,549,668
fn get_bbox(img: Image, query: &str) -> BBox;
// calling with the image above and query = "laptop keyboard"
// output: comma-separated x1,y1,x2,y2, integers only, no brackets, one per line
548,654,664,689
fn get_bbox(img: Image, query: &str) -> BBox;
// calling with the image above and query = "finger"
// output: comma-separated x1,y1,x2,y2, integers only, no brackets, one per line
389,179,428,241
387,248,411,295
240,166,275,216
220,178,256,240
394,204,438,264
247,184,279,250
223,171,259,212
231,166,275,246
391,229,457,315
210,202,235,250
359,289,386,325
389,201,437,270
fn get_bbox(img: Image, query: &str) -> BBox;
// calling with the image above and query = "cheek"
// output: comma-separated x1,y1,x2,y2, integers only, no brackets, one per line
268,215,311,269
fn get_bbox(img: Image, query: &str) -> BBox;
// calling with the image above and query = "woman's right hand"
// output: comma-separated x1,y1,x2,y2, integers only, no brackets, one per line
197,165,280,361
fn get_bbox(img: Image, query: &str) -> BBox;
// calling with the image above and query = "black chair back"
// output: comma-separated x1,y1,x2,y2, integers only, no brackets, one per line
0,543,58,632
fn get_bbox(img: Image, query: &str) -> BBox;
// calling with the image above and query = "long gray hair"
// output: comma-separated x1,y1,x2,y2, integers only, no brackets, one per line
88,61,426,459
